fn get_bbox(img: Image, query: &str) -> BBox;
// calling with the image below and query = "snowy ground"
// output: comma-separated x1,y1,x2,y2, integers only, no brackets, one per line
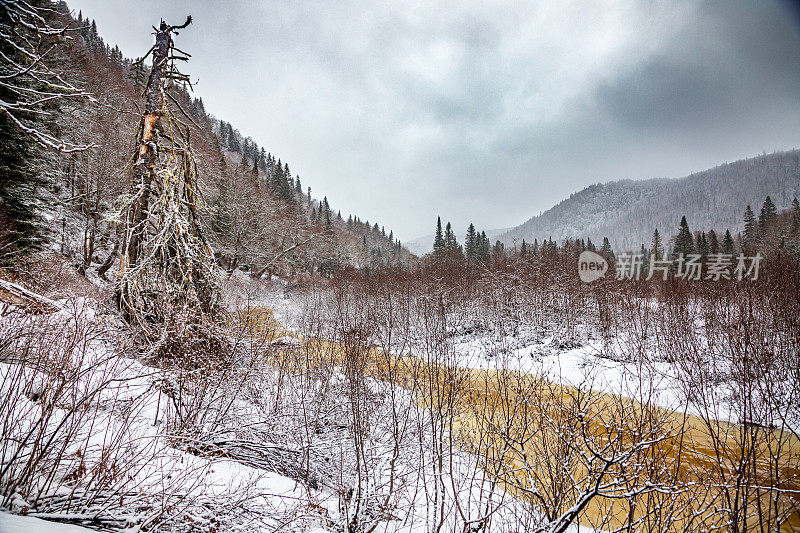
0,511,97,533
10,271,740,532
3,277,568,532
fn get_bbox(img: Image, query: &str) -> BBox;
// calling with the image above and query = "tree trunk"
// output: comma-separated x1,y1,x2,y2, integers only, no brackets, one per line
123,23,173,275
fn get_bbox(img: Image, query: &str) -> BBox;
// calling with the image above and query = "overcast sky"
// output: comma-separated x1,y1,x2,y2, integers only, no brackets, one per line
67,0,800,241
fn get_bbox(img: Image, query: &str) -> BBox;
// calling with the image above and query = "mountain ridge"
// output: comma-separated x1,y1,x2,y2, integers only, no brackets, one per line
499,150,800,250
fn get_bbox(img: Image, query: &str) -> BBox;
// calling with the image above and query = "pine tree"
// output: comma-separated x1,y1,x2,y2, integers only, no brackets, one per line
759,195,777,232
433,217,445,253
465,223,477,261
444,222,459,252
792,198,800,234
743,204,757,245
708,230,719,255
520,239,527,257
696,231,709,258
478,231,490,263
493,240,504,258
228,126,241,152
673,216,694,258
0,109,43,256
722,229,735,254
600,237,613,258
650,229,664,261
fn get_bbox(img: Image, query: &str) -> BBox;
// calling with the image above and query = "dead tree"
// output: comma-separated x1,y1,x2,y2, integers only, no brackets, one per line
113,16,219,328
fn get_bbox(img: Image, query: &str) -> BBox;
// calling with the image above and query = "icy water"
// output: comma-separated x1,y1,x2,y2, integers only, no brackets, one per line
241,306,800,531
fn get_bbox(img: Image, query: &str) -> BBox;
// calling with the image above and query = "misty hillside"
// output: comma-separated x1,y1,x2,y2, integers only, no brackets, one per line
0,4,412,277
499,151,800,250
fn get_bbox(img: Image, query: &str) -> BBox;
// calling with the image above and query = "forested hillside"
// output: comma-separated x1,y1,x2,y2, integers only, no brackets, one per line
499,151,800,251
0,3,412,278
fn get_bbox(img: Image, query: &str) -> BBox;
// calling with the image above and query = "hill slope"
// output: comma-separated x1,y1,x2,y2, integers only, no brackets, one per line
0,4,412,275
499,151,800,250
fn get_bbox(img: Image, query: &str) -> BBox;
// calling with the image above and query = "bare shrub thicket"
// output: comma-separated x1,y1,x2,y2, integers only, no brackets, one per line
0,293,297,531
307,247,800,531
0,300,196,528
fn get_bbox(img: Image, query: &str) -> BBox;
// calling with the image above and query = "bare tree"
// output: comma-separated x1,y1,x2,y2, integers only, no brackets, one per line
0,0,90,150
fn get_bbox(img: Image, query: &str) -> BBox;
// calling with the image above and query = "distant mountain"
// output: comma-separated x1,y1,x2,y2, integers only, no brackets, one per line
499,151,800,250
407,227,510,256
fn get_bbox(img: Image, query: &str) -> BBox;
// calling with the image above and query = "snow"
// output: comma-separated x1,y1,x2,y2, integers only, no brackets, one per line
0,511,98,533
0,275,710,532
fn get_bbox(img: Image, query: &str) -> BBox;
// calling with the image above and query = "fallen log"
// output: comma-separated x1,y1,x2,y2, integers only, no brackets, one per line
0,278,61,313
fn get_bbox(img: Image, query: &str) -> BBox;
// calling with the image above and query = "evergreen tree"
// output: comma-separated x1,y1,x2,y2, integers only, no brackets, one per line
444,222,459,253
696,231,709,258
722,229,735,254
433,217,445,253
600,237,613,258
218,121,228,147
650,229,664,261
759,195,778,232
465,223,477,261
322,197,331,228
477,231,490,263
708,230,719,255
0,24,50,256
0,109,42,255
792,198,800,234
493,240,504,258
743,204,757,245
673,216,694,258
520,239,527,257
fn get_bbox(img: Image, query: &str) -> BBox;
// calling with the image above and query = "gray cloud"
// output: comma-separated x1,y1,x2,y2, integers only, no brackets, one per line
595,0,800,133
67,0,800,242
